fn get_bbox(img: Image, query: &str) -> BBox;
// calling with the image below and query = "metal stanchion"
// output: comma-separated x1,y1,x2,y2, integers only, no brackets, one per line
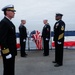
27,31,30,51
28,37,30,51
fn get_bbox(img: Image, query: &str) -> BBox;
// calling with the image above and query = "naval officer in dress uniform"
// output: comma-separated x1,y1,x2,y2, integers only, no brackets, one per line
42,20,51,56
53,13,65,67
19,20,27,57
0,4,17,75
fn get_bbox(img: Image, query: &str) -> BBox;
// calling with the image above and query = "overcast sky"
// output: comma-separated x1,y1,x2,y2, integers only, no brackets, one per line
0,0,75,33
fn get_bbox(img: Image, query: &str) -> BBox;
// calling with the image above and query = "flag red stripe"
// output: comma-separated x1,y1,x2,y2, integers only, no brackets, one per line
52,41,75,47
17,41,75,49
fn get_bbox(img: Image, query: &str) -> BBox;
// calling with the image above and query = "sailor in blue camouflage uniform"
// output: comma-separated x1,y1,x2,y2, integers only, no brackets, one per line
0,4,17,75
53,13,65,67
42,20,51,56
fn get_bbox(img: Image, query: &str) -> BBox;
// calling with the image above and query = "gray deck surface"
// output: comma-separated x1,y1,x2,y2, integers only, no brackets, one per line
0,50,75,75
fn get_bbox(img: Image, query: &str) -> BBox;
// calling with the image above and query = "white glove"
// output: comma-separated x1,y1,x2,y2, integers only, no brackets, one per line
57,41,62,44
23,39,26,42
31,38,34,41
6,54,12,59
46,38,49,41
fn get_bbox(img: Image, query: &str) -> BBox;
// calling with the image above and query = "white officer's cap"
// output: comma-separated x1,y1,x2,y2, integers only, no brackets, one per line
2,4,16,12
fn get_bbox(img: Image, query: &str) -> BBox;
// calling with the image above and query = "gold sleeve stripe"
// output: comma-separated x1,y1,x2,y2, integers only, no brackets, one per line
58,33,64,40
2,48,10,54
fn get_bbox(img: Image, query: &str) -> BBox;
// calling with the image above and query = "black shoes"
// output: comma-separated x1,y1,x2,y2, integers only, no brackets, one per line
43,54,49,56
25,54,28,57
43,53,49,56
54,64,62,67
21,54,28,57
52,61,63,67
52,61,57,63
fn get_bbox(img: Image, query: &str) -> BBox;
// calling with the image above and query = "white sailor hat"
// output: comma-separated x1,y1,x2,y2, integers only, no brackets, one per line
2,4,16,12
